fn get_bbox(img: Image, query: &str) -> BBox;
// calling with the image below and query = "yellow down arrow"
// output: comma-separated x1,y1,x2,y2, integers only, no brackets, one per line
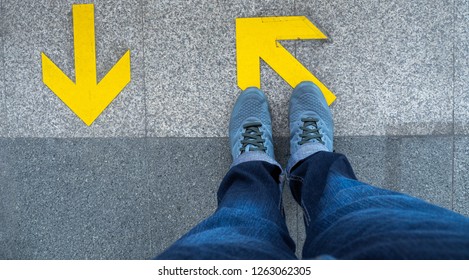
41,4,131,126
236,16,336,105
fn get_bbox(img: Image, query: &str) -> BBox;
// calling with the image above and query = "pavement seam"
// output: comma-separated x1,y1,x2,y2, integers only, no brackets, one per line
1,0,5,137
0,135,463,140
451,0,456,211
140,0,153,257
142,0,148,138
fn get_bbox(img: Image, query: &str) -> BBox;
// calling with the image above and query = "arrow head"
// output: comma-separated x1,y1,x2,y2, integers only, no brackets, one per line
42,50,131,127
236,16,336,105
41,4,131,126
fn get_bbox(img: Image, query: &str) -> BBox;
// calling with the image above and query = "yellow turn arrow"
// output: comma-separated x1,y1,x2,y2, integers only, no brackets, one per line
41,4,131,126
236,16,336,105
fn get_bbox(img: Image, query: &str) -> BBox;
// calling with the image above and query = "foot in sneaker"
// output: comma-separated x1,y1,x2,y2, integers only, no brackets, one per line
287,81,334,173
229,87,279,168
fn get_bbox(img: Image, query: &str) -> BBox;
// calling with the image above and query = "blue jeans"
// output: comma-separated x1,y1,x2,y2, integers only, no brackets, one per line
156,152,469,259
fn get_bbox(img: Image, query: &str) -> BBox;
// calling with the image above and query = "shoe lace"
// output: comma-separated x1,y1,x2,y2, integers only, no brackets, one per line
298,117,324,145
240,122,267,153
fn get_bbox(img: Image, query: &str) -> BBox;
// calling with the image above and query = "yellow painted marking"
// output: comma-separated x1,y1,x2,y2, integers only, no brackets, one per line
236,16,336,105
42,4,131,126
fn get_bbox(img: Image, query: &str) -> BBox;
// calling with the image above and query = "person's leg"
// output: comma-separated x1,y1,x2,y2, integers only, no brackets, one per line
287,81,469,259
290,152,469,259
156,158,296,259
156,87,296,259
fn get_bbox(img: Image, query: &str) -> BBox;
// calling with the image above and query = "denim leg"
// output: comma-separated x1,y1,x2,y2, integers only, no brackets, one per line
289,151,469,259
156,161,297,260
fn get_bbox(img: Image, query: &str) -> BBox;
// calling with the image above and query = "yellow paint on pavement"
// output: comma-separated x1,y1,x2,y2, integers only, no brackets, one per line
42,4,131,126
236,16,336,105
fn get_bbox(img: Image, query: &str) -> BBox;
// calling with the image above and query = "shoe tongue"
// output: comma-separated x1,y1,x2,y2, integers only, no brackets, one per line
244,130,259,152
244,144,256,152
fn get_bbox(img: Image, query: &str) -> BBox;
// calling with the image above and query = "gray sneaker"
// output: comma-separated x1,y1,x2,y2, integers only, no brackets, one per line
287,81,334,173
229,87,279,168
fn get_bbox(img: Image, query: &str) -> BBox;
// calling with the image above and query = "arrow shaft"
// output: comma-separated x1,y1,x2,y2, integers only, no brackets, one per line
73,4,97,86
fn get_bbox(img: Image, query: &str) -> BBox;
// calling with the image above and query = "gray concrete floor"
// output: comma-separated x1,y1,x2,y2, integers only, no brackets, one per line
1,0,468,259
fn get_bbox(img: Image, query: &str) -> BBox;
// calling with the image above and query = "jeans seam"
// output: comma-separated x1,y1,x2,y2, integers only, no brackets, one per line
289,175,312,226
301,198,311,226
277,173,285,210
289,174,304,183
